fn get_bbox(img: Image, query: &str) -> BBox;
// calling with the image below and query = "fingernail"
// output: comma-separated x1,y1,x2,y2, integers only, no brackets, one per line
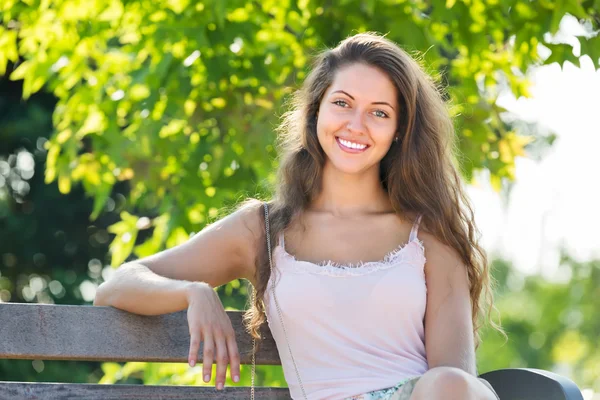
204,374,210,382
217,382,224,390
233,375,240,383
189,360,195,367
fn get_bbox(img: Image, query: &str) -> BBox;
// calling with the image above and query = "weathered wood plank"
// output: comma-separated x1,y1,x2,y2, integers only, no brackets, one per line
0,303,280,365
0,382,292,400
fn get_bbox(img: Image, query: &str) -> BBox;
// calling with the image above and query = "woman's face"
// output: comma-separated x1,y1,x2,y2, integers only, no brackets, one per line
316,62,399,176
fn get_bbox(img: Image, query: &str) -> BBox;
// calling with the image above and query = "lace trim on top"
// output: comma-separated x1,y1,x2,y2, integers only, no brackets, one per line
274,238,426,277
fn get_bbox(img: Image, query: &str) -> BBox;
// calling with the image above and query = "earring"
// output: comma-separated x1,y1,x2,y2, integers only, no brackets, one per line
394,136,399,142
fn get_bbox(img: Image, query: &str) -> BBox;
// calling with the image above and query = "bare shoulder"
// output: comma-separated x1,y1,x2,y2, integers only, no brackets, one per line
225,198,264,234
218,199,266,283
134,198,265,289
418,228,466,279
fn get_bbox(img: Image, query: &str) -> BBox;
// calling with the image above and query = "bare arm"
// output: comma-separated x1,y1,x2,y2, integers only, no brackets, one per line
422,232,477,375
94,263,204,315
94,199,263,315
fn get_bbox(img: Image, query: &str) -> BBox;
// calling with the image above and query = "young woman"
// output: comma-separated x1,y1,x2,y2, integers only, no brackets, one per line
95,32,500,399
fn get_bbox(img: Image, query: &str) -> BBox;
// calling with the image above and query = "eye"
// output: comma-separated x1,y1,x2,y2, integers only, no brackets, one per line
373,110,389,118
332,100,349,107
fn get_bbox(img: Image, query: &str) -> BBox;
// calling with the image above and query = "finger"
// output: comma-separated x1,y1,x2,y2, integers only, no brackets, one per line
226,332,241,383
202,331,214,383
214,333,228,390
188,330,201,367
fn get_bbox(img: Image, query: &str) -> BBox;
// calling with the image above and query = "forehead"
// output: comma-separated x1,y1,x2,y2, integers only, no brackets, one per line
327,63,397,104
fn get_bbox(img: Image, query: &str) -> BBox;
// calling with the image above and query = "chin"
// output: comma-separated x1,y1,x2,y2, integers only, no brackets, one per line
325,158,376,175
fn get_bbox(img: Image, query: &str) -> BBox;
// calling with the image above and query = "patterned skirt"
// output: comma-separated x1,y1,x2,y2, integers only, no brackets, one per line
344,375,499,400
344,376,420,400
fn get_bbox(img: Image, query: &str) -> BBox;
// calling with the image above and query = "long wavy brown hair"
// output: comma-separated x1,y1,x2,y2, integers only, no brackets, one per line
243,32,500,349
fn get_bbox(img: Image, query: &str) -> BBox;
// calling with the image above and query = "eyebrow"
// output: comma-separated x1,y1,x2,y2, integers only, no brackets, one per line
331,90,395,111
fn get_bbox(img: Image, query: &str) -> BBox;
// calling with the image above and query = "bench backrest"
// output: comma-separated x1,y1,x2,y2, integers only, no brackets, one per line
1,303,586,400
0,303,290,399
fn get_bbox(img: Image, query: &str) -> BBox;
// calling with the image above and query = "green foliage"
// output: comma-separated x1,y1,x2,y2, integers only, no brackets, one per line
0,75,118,382
478,253,600,391
99,361,288,388
3,0,599,267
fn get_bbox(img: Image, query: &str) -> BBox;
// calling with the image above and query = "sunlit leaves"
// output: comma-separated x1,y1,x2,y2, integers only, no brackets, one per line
477,257,600,391
165,226,189,248
90,181,114,221
98,362,123,384
553,331,590,364
107,211,140,267
0,27,18,76
99,359,288,388
134,214,170,257
158,119,186,138
498,132,535,164
77,107,108,138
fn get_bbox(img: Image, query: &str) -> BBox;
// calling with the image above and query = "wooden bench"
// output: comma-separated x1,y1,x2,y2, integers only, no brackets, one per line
0,303,584,399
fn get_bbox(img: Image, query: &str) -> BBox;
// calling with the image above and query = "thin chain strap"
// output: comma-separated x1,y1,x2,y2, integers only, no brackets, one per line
250,285,256,400
250,203,308,399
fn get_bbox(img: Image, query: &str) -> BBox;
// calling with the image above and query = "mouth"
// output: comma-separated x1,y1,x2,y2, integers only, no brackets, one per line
335,137,370,153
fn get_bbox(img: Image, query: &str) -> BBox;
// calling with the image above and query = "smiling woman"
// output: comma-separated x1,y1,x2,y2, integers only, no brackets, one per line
242,32,502,399
317,63,398,173
230,34,497,400
95,32,501,400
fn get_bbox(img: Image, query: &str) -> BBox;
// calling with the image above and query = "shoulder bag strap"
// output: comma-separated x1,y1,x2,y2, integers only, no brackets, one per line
251,203,307,399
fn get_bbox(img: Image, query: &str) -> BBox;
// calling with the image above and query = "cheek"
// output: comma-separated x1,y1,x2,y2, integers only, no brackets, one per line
375,129,396,144
371,129,397,157
369,121,395,141
315,114,329,149
316,112,339,140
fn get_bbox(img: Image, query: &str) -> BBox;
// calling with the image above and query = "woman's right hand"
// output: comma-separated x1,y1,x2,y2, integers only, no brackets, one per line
186,282,240,390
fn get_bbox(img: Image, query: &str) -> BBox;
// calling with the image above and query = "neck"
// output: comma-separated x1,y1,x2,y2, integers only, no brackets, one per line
310,161,392,217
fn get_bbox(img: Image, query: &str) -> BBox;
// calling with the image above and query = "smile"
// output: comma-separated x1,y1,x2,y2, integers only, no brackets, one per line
336,137,369,153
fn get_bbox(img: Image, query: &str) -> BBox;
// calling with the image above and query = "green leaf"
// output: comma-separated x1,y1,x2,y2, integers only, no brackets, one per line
90,182,114,221
9,60,30,81
98,363,122,384
578,35,600,69
134,214,170,257
108,212,140,267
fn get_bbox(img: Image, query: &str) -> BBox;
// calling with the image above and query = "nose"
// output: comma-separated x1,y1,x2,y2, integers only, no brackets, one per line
345,110,367,134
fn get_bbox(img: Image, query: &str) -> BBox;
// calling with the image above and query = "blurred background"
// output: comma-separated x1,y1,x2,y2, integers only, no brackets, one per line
1,0,599,397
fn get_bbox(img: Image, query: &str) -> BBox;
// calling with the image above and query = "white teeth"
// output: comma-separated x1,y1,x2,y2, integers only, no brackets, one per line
339,138,367,150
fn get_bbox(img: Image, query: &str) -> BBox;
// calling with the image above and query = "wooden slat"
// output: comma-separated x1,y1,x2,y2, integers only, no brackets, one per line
0,303,280,365
0,382,292,399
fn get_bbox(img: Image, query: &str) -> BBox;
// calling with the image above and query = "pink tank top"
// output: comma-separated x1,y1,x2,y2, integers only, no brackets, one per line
264,215,428,399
